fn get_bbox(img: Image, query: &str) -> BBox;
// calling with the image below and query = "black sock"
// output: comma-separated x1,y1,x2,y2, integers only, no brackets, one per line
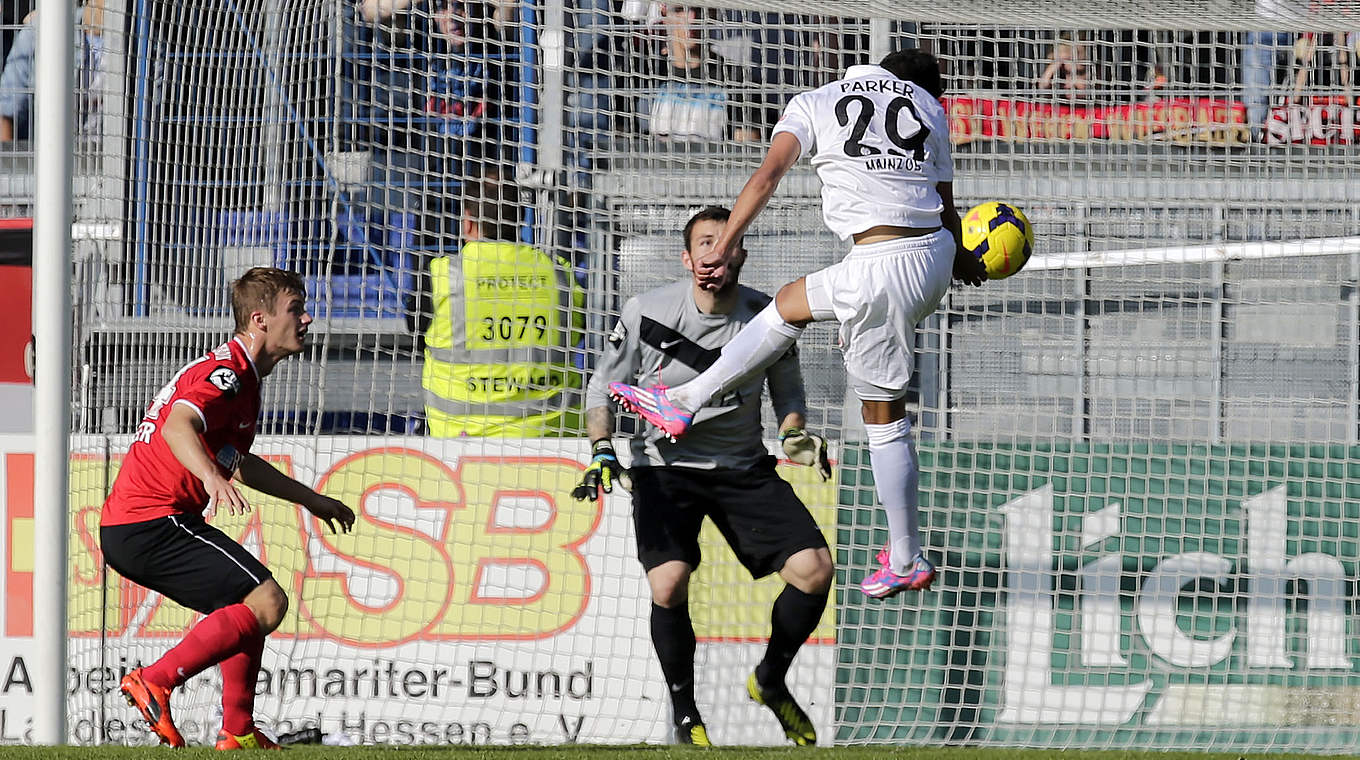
651,602,699,723
755,584,828,690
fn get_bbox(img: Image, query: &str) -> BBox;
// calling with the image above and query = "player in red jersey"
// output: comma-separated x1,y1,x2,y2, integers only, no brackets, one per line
100,267,355,750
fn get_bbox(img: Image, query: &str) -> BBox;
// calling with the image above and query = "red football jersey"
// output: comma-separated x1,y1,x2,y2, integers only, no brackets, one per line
101,337,262,526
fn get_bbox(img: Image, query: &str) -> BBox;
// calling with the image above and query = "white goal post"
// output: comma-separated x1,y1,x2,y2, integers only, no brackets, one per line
31,0,77,745
8,0,1360,749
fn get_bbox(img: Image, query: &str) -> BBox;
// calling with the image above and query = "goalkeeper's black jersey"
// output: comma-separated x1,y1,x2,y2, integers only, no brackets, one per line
585,280,808,470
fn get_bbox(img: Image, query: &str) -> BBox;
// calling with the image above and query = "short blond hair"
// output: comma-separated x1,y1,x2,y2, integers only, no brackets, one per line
231,267,305,333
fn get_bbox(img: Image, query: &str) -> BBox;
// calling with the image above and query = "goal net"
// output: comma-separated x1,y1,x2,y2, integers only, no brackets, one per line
8,0,1358,749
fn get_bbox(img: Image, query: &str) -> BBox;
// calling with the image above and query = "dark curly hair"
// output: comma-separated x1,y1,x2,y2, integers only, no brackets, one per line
879,48,944,99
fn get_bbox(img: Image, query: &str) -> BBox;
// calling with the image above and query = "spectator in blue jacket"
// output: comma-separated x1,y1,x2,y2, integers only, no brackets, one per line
1,0,105,144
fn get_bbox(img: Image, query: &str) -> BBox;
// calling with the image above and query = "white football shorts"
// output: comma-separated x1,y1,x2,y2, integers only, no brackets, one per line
804,230,954,401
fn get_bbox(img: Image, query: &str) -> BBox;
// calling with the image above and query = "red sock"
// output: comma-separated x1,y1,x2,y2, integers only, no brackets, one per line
143,604,260,689
219,632,264,736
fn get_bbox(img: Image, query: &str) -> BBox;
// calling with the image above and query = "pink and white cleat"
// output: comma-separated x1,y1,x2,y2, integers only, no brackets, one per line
859,547,937,598
608,383,694,441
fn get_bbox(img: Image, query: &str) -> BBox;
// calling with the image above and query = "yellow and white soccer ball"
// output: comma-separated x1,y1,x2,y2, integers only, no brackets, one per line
961,201,1035,280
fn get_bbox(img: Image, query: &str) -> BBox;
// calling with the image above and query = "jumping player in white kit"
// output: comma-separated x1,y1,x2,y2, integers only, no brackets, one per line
610,49,988,599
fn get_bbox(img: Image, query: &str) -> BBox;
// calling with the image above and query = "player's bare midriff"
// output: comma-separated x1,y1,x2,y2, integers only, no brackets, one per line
852,224,941,245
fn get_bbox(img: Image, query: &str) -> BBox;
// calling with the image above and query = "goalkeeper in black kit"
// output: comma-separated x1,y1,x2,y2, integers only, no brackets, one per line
573,206,834,746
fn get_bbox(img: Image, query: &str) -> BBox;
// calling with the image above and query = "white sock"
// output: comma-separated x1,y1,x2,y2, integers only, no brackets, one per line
670,302,804,412
864,417,921,574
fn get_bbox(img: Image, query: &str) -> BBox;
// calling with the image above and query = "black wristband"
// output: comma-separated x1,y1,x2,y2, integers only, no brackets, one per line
591,439,616,456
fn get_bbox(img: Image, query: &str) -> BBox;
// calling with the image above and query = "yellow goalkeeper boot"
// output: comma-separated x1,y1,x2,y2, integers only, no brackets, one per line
214,727,281,750
673,715,712,746
747,672,816,746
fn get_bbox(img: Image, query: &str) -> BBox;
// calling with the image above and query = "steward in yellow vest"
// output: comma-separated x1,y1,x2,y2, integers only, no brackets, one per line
417,180,585,436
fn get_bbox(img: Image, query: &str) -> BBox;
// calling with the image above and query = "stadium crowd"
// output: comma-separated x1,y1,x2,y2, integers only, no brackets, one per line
2,0,1356,435
2,1,1358,153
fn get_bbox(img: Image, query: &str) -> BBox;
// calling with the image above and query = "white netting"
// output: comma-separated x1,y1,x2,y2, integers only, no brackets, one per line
0,0,1357,749
678,0,1360,30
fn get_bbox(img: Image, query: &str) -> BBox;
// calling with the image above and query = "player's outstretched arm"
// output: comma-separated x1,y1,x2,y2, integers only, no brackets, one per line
700,132,803,277
237,453,356,534
161,403,252,518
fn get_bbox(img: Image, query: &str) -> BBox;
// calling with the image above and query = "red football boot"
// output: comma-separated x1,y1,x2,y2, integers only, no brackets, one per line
119,668,186,748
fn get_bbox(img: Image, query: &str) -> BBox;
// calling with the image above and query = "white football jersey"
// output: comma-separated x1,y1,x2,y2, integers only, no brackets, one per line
771,64,954,241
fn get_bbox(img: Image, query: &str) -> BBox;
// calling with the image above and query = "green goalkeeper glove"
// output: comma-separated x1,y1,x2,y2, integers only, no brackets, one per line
781,428,832,481
572,440,632,501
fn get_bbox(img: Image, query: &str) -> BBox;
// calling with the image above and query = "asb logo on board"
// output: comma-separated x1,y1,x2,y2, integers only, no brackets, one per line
61,447,600,646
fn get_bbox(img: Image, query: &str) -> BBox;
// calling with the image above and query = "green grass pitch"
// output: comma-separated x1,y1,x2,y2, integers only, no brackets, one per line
0,747,1304,760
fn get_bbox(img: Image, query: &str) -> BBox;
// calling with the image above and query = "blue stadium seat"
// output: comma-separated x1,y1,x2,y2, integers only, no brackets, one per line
218,210,290,269
324,209,413,320
220,209,413,321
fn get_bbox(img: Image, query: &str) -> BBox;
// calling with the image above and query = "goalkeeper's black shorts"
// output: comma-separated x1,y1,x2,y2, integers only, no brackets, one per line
100,513,274,614
629,456,828,578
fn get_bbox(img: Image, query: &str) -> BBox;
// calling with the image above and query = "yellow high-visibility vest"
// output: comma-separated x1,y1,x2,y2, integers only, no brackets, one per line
422,241,585,437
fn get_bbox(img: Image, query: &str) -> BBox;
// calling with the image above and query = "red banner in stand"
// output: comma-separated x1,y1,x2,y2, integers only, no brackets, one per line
944,96,1253,145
